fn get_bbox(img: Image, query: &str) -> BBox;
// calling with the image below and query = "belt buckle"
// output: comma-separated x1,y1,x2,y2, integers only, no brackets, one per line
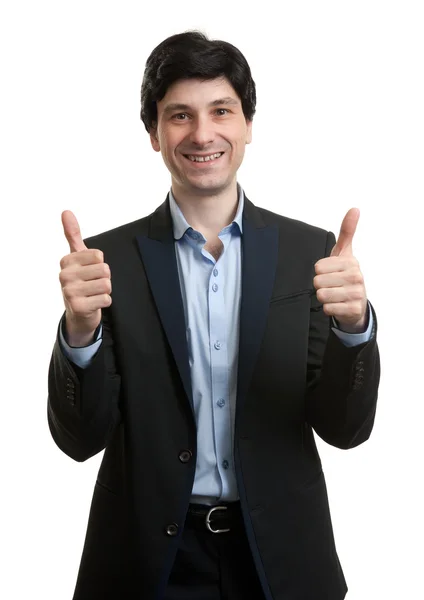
205,505,230,533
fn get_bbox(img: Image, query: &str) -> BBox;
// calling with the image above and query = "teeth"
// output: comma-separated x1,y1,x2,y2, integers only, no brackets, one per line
187,152,223,162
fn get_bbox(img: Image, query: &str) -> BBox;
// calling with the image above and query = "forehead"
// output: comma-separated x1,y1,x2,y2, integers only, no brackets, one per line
158,77,241,112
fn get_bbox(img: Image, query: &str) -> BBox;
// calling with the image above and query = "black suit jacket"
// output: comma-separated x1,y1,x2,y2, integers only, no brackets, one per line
48,195,380,600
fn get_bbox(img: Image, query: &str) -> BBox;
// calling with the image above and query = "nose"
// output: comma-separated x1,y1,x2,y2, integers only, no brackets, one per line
189,116,215,147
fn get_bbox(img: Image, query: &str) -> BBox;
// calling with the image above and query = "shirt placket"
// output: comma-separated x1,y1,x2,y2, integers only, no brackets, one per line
206,234,237,498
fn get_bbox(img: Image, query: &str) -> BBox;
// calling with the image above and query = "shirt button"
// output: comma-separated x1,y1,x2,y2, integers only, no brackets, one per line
165,523,179,537
213,268,218,277
222,460,229,470
212,283,218,292
178,450,193,463
214,341,221,350
217,398,225,408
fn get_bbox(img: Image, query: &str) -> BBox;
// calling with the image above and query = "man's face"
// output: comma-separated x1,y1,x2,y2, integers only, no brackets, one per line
150,77,252,196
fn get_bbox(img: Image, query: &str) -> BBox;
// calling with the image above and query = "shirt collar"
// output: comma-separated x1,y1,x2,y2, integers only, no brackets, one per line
169,184,244,241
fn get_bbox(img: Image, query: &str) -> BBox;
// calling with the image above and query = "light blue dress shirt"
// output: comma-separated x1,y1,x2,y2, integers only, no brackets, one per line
60,187,373,504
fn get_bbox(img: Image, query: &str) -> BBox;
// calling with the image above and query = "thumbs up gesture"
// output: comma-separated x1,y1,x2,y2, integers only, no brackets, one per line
313,208,368,333
59,211,112,347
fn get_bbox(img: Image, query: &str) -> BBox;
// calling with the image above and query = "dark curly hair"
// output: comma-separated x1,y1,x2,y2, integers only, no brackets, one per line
140,31,256,132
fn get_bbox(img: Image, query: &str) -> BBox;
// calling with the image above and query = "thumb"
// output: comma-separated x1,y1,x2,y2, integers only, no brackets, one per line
331,208,360,257
61,210,87,253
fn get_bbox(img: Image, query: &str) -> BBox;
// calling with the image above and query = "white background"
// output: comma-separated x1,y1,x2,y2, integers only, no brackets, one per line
1,1,423,598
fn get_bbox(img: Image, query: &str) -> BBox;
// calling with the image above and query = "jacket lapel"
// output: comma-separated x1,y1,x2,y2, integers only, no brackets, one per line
135,194,279,421
136,197,194,412
236,197,279,418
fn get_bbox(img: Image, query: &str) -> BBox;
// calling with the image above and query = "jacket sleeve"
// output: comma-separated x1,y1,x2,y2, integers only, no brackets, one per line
305,231,380,449
47,308,121,462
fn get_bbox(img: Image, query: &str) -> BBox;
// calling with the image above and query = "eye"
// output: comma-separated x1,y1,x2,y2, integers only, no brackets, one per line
215,108,229,116
173,113,189,120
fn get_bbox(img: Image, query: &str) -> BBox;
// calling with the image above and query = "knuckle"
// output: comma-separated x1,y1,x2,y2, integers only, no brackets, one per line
316,288,325,302
355,302,363,317
60,255,69,270
351,287,364,301
59,270,67,286
354,271,364,285
62,284,74,300
323,304,333,316
94,249,104,263
61,284,69,299
72,297,87,316
348,301,361,319
60,265,80,286
100,279,111,294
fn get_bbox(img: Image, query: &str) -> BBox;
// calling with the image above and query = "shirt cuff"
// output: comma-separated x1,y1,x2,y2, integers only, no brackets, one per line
331,302,374,348
58,318,103,369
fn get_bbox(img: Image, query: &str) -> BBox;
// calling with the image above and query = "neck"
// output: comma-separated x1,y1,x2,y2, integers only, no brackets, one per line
171,180,239,236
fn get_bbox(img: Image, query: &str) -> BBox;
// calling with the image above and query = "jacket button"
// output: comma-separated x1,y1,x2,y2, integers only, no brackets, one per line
179,450,192,463
165,523,179,536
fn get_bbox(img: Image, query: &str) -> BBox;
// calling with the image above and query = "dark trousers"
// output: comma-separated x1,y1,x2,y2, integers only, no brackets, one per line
163,503,266,600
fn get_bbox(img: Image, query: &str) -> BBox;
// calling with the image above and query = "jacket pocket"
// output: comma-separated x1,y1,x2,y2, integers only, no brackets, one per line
270,289,312,305
95,479,118,496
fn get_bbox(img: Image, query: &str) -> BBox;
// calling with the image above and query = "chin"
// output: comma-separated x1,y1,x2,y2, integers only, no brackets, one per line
189,183,227,196
186,174,233,194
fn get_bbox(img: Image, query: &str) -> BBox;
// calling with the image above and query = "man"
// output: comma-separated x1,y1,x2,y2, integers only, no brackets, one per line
48,31,380,600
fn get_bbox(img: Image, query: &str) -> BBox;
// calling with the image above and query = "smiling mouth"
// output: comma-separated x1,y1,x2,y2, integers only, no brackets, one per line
183,152,224,163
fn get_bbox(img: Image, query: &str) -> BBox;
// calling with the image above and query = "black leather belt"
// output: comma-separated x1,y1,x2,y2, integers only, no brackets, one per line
185,502,242,534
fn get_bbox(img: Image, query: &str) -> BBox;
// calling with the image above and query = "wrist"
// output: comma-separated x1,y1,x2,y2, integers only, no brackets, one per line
335,305,369,334
64,315,98,348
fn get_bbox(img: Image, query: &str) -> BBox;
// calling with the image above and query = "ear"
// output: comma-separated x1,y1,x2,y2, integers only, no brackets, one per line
245,120,252,145
150,125,161,152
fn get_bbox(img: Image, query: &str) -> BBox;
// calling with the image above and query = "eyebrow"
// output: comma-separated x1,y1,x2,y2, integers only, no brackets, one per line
162,97,240,114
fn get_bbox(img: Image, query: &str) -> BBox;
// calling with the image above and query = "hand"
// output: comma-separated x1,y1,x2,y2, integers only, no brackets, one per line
313,208,368,333
59,211,112,347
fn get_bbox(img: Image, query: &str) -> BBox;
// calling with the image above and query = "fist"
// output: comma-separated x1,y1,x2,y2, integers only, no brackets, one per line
314,208,368,333
59,211,111,347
